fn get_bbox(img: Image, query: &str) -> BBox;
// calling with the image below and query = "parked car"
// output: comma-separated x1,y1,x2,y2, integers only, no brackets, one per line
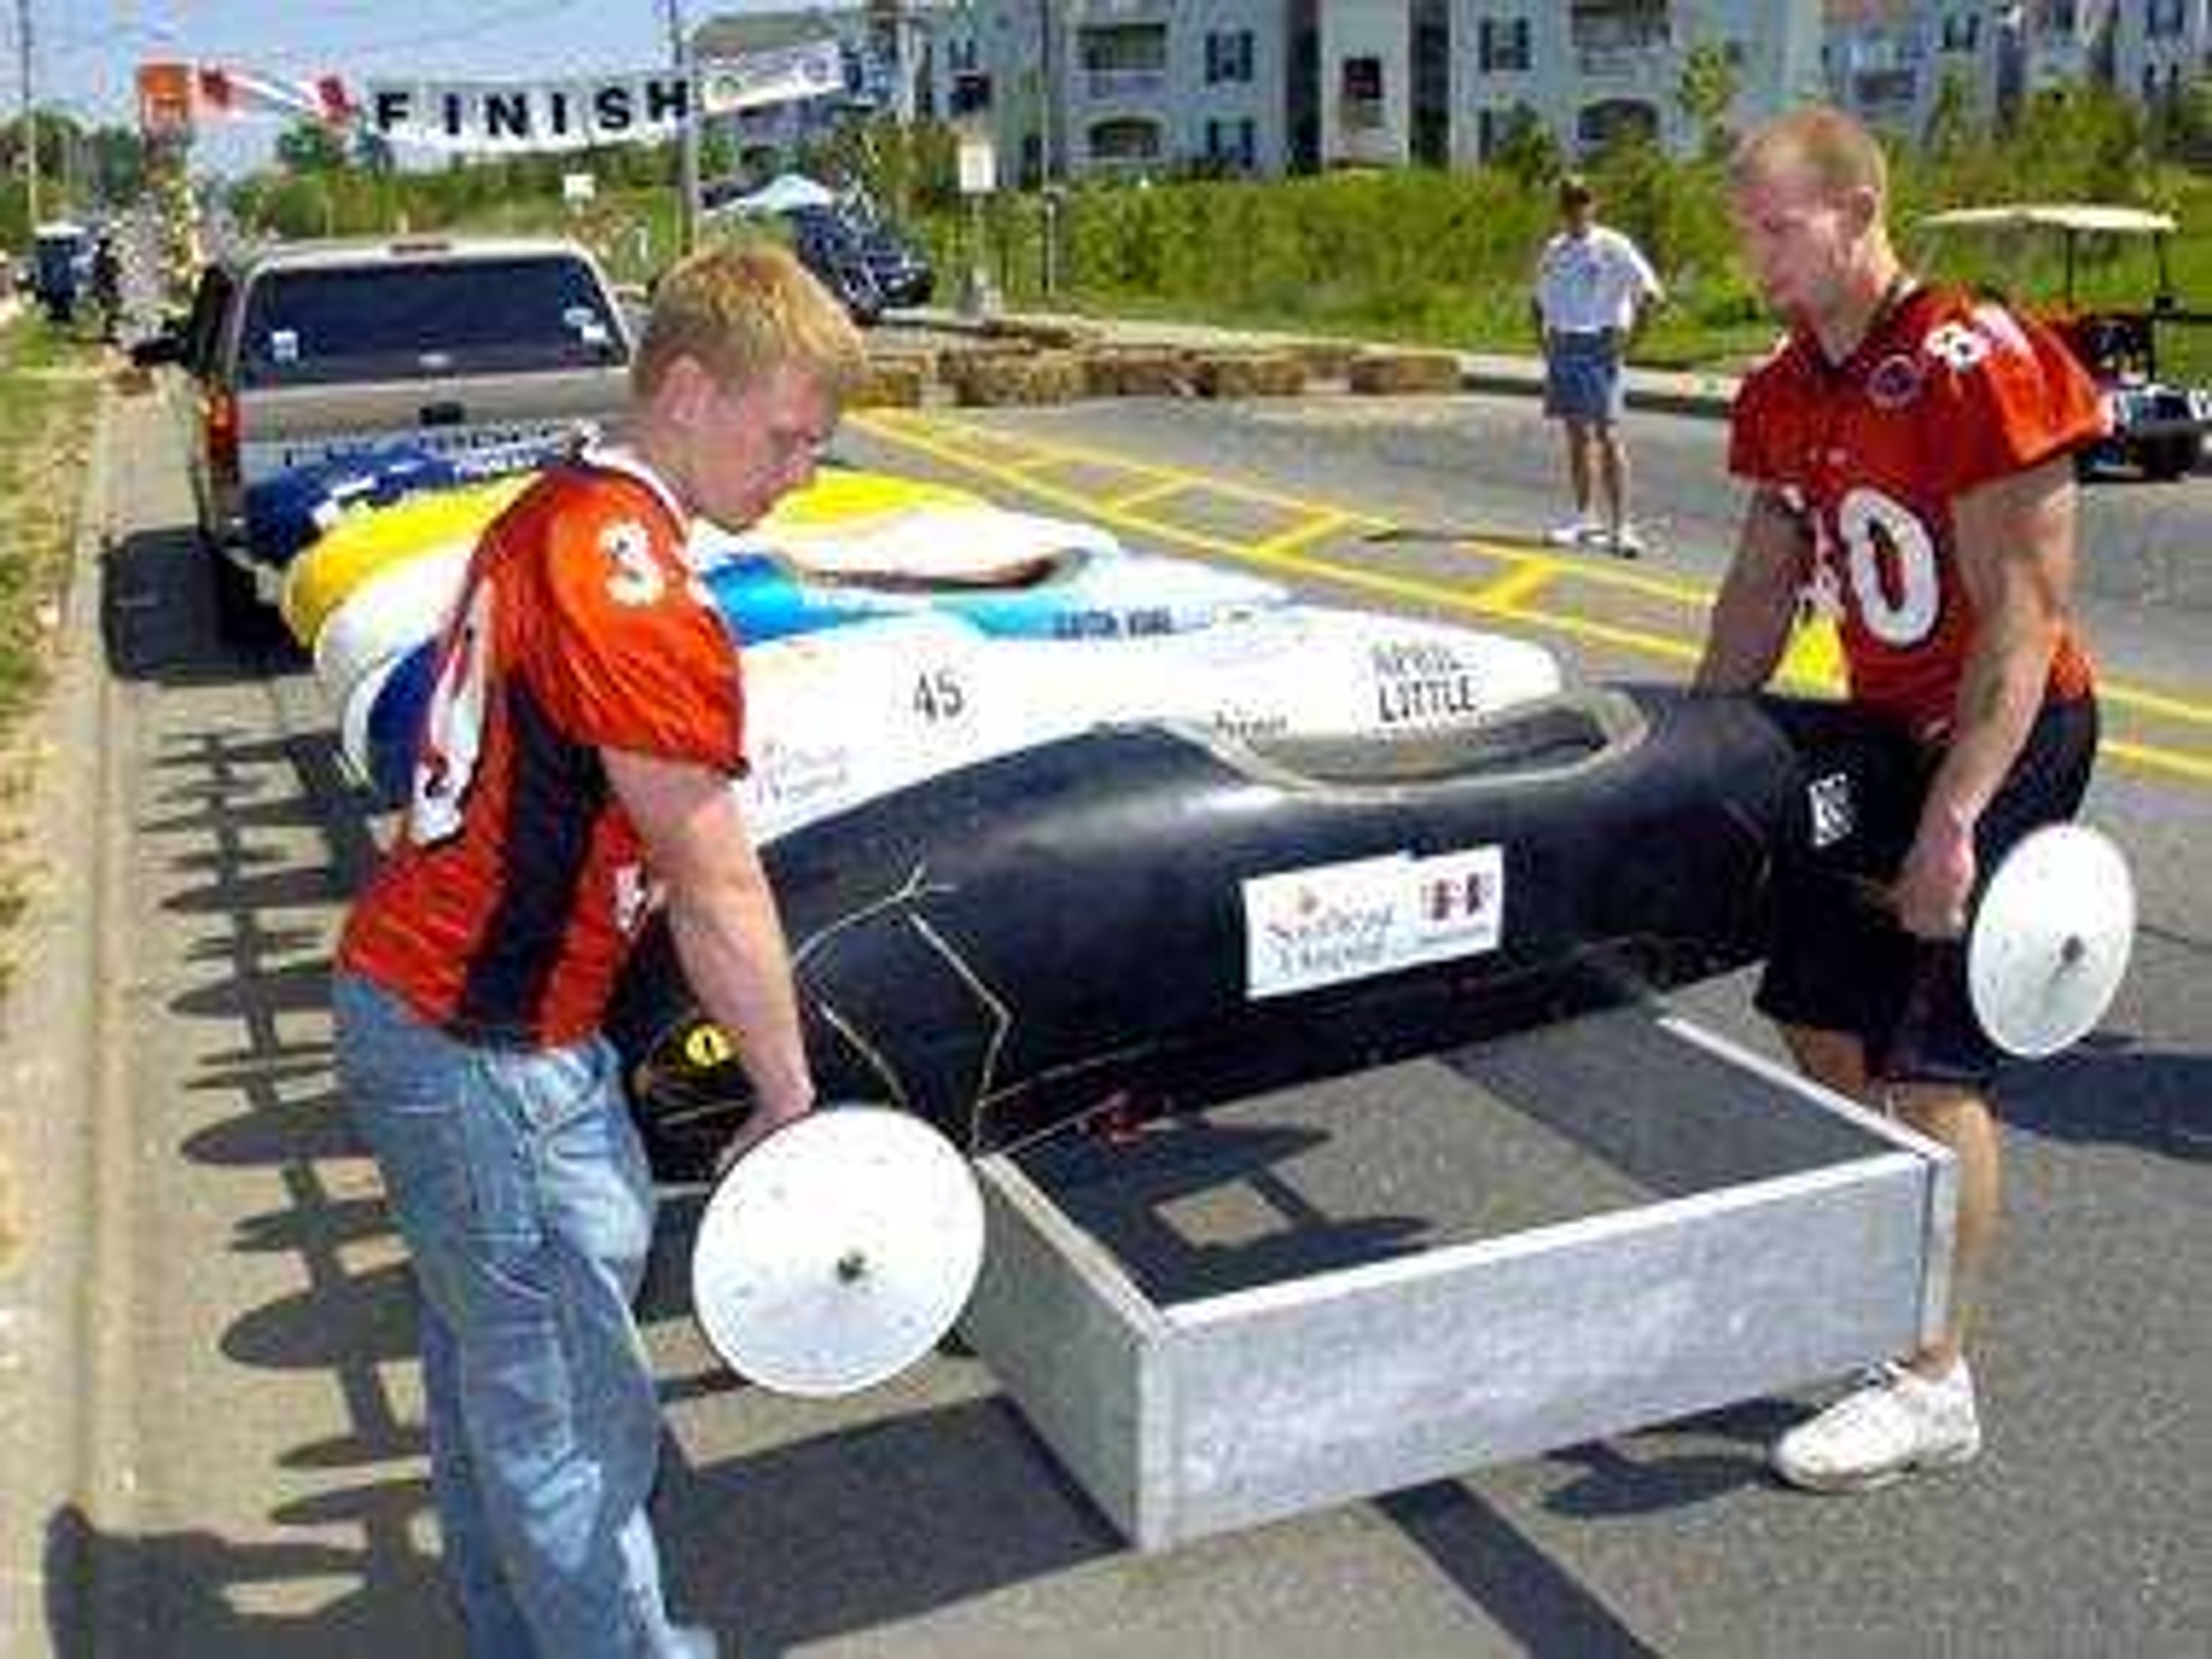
30,221,90,324
132,234,632,639
706,174,934,324
1917,203,2212,480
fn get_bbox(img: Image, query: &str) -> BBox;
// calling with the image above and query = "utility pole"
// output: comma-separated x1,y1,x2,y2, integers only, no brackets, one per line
17,0,37,231
665,0,700,260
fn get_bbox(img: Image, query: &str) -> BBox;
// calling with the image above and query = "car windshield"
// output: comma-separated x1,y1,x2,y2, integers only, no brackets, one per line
235,256,626,389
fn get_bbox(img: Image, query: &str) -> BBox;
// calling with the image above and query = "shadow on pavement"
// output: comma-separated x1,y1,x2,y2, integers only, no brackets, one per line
43,1500,449,1659
1378,1483,1665,1658
99,525,304,688
2001,1029,2212,1161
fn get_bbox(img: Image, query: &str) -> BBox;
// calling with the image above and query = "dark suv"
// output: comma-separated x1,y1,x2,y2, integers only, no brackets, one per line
787,201,933,324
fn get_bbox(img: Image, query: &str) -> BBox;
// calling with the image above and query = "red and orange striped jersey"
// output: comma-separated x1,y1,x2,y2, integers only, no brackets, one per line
1729,284,2102,739
340,453,745,1046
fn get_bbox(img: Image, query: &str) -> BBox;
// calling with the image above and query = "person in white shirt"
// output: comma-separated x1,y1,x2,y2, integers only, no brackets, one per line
1529,175,1664,557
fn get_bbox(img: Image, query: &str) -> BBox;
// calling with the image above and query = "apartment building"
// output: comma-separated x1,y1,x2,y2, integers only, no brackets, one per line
1824,2,2211,136
1448,2,1825,165
700,2,2203,185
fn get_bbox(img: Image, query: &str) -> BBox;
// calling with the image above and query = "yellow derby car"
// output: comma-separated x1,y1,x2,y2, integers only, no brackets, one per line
279,464,990,650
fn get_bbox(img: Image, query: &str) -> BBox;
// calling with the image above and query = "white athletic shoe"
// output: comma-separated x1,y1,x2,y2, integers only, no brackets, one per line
1607,522,1647,559
1546,517,1603,547
1771,1359,1982,1493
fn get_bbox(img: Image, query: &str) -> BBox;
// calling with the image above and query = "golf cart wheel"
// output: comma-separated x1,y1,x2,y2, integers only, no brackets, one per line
2135,431,2203,482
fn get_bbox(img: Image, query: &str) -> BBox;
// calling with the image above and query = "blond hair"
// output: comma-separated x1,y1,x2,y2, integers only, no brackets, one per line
1730,104,1889,205
634,240,866,404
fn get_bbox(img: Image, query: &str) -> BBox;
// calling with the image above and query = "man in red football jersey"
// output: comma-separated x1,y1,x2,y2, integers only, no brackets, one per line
1696,107,2104,1493
334,242,863,1653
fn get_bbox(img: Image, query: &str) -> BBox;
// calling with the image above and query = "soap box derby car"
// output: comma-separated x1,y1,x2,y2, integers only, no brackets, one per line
611,685,1823,1178
611,683,2133,1184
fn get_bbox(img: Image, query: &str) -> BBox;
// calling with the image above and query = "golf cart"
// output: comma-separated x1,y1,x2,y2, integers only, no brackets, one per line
1917,203,2212,480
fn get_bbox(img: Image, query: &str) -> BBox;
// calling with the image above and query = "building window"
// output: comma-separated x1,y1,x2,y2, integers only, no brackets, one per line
1089,116,1164,164
1205,116,1258,171
1341,56,1386,130
1941,14,1980,52
1206,29,1255,85
1577,99,1658,153
1479,18,1532,74
2149,0,2186,40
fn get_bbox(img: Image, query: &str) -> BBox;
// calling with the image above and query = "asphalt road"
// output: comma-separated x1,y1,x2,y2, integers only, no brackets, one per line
2,376,2206,1657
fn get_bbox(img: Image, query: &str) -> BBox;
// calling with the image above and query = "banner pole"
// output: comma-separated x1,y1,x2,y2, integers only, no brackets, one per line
666,0,700,260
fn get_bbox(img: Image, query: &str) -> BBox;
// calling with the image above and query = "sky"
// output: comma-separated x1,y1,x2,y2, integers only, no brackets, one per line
13,0,826,173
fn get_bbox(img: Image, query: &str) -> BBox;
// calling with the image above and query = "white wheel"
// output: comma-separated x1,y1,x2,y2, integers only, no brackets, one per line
690,1107,984,1397
1968,824,2135,1058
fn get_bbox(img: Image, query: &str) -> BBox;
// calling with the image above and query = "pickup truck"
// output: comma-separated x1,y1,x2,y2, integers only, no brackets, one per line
135,233,632,639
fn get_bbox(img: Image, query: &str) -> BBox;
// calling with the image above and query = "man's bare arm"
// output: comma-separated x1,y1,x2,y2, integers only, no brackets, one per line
1693,487,1813,694
1895,454,2078,937
608,748,814,1153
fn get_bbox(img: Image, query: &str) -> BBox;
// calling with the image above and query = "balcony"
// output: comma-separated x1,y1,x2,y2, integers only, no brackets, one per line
1082,67,1168,101
1571,2,1673,75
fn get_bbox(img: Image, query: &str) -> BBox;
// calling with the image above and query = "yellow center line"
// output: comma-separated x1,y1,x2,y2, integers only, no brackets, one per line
1247,510,1357,558
1471,563,1559,611
1104,476,1194,512
848,410,2212,774
2102,738,2212,784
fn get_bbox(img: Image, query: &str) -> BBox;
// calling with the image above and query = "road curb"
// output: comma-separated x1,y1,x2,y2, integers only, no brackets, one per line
0,380,142,1652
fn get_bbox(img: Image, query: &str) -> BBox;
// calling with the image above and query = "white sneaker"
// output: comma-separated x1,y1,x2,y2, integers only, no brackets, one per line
1606,522,1647,559
1771,1360,1982,1493
1546,517,1602,547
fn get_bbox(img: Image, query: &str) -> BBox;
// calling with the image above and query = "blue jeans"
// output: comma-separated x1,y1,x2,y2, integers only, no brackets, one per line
334,974,709,1658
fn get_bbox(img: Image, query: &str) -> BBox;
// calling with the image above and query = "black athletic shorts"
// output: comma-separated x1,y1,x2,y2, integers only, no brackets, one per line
1753,693,2099,1086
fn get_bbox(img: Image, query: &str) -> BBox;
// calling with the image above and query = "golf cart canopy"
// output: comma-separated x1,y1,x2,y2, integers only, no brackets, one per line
1918,204,2178,237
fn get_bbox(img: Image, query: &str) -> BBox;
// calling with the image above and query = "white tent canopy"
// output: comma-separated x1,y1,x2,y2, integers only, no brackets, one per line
711,172,838,219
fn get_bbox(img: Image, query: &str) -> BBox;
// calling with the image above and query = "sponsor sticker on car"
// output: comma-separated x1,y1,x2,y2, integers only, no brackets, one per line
1243,846,1505,1000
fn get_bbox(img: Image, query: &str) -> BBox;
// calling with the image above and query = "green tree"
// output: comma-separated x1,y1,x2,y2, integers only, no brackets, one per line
1488,104,1562,191
1676,41,1740,160
275,118,348,175
1924,69,1980,162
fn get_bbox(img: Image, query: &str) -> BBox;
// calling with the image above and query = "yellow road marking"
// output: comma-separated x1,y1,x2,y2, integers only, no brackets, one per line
1470,564,1559,611
1105,476,1194,512
849,410,2212,778
1248,510,1357,558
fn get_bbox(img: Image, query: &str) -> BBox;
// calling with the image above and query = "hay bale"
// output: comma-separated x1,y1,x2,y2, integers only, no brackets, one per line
1347,349,1464,395
1191,350,1307,399
1084,347,1188,398
1293,340,1361,383
989,317,1104,352
953,349,1085,406
851,361,927,408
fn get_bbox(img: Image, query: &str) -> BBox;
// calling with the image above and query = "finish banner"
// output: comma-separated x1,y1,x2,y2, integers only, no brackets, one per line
363,72,697,153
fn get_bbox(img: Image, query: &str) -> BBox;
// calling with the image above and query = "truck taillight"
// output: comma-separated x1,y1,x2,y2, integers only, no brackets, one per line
204,388,240,484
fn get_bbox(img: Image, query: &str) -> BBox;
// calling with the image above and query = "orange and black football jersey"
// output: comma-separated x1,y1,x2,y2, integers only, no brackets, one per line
1729,285,2102,738
340,454,745,1047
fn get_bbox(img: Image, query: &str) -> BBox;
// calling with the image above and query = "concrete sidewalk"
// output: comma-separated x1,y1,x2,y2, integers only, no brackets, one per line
896,302,1743,418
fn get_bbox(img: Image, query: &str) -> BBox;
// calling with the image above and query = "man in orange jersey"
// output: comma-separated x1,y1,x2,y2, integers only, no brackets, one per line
335,242,863,1654
1696,106,2104,1493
